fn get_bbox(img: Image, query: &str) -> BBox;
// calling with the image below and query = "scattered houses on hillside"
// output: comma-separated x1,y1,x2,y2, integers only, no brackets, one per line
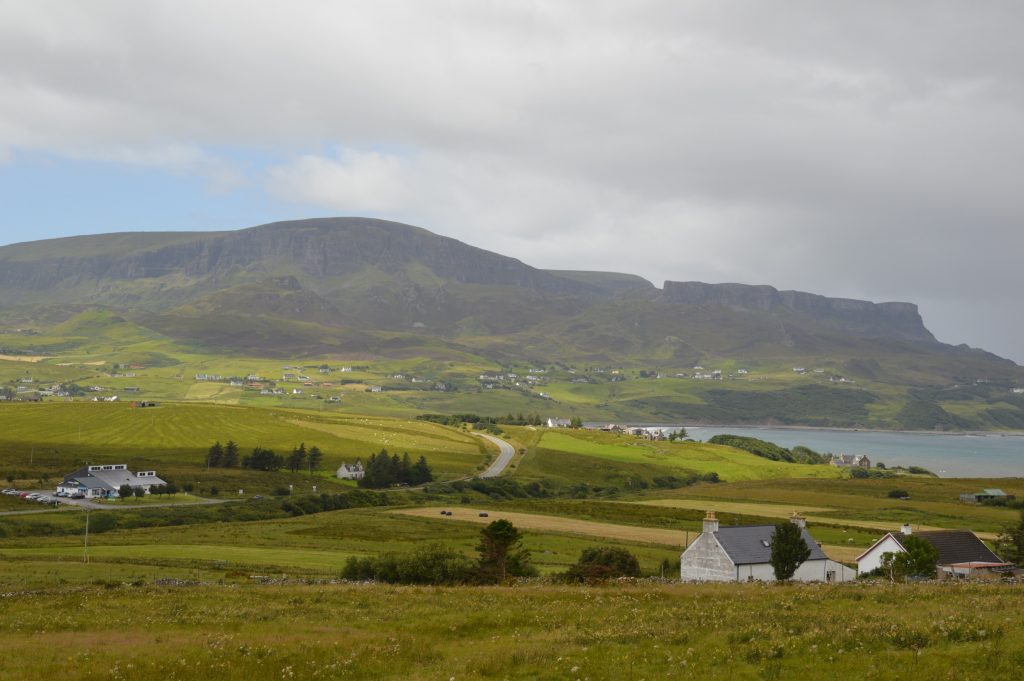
57,464,166,499
336,461,365,480
679,511,857,582
959,488,1015,504
856,524,1014,580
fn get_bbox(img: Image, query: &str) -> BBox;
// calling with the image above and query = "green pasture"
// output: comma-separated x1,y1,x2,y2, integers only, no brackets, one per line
642,475,1024,534
520,430,841,483
0,401,490,490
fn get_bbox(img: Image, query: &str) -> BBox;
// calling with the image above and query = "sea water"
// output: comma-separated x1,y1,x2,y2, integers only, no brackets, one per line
679,426,1024,478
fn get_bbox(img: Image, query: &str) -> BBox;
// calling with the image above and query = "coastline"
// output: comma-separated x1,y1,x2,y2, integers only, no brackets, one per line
585,422,1024,437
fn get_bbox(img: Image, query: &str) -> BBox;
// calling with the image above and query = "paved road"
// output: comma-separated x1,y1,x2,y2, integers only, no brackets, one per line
0,491,230,515
475,433,516,478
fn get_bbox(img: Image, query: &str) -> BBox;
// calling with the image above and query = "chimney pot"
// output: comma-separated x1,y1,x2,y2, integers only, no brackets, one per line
702,510,719,534
901,523,912,536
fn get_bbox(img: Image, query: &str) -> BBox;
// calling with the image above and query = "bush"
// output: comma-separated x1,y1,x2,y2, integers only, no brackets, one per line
341,544,476,585
888,489,910,499
562,547,641,582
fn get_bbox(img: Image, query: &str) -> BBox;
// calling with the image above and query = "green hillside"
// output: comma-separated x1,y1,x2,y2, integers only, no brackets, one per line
1,217,1022,430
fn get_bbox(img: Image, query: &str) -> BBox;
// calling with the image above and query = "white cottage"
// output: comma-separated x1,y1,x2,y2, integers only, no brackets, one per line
856,524,1013,580
336,461,365,480
680,511,857,583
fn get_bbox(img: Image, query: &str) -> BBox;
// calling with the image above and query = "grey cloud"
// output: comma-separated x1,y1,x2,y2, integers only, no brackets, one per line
1,1,1022,359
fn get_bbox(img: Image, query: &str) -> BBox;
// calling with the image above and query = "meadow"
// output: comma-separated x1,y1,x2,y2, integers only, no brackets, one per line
0,401,492,492
1,580,1022,680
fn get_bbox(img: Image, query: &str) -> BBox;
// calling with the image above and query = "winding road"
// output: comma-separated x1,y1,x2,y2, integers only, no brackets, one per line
475,433,516,478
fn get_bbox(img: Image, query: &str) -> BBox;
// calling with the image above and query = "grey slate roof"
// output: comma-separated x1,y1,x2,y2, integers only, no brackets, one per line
894,530,1005,566
714,525,828,565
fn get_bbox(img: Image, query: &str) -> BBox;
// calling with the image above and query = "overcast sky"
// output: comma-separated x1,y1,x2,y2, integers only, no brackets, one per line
1,1,1022,361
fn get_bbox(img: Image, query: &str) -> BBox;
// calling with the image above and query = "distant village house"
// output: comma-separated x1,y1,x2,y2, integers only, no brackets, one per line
336,462,365,480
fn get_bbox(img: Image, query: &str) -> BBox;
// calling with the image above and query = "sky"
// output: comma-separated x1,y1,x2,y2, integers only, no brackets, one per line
1,1,1022,362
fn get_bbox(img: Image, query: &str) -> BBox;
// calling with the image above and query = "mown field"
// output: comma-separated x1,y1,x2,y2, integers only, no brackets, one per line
0,401,492,492
524,430,841,483
1,581,1023,680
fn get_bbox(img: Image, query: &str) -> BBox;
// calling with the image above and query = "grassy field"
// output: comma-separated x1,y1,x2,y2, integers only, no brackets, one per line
1,581,1023,680
0,401,491,492
513,429,841,487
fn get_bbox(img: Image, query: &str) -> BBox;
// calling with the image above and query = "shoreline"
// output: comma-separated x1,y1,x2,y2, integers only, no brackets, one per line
585,422,1024,437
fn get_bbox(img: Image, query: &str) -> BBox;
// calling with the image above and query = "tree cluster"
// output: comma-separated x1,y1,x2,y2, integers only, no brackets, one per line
341,519,535,585
205,441,240,468
357,449,432,488
206,440,325,473
560,546,640,582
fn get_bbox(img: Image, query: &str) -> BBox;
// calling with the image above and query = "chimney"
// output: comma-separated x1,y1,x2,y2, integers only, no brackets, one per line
790,512,806,529
901,523,912,536
703,510,719,534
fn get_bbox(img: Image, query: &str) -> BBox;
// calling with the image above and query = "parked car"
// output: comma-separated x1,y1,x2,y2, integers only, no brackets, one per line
478,512,489,518
26,493,42,500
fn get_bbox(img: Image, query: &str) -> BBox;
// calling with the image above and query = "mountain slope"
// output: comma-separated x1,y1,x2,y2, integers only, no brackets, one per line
1,217,1022,430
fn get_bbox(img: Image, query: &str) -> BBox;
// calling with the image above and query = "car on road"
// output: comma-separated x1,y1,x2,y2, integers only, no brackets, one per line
478,512,489,517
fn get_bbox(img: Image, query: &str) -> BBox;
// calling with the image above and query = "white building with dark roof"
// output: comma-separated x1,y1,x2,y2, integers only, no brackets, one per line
856,524,1014,580
336,461,365,480
56,464,166,499
680,511,857,583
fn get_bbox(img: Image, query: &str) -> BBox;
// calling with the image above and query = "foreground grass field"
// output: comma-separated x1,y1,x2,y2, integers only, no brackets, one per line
1,581,1022,680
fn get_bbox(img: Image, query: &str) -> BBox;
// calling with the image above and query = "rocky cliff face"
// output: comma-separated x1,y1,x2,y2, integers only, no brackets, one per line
0,218,594,298
661,281,934,342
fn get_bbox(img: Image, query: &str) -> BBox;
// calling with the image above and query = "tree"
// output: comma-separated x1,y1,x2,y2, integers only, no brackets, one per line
411,455,433,485
222,440,239,468
476,519,534,582
287,443,307,473
207,441,224,468
996,509,1024,567
569,416,583,429
243,447,282,471
118,484,133,500
879,536,939,582
307,446,323,475
563,547,640,582
133,486,145,498
769,522,811,581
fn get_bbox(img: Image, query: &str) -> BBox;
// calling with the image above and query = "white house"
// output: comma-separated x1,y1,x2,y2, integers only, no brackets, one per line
546,417,571,428
856,524,1013,580
336,462,365,480
680,511,857,583
57,464,166,499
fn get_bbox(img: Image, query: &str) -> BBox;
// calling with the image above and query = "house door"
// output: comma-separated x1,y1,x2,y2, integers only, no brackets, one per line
826,570,836,583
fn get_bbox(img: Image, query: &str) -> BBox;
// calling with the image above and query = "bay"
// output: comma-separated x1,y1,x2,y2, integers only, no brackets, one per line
680,426,1024,478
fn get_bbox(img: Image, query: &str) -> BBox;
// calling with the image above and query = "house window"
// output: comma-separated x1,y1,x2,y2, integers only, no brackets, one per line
760,540,770,548
826,570,836,583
